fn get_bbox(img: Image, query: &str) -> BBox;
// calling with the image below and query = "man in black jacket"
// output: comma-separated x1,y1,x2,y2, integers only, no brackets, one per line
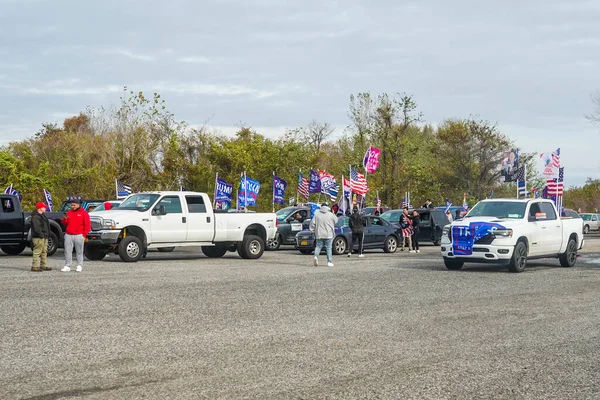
31,202,51,272
348,206,366,257
410,210,421,253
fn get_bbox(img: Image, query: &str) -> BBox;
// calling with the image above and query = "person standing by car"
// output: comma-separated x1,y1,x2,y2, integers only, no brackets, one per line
410,210,421,253
399,207,412,251
31,202,52,272
422,199,434,209
61,199,90,272
310,203,338,267
348,205,366,258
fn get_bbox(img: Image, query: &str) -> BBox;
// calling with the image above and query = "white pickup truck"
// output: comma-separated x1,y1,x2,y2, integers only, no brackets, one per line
440,198,584,273
84,191,277,262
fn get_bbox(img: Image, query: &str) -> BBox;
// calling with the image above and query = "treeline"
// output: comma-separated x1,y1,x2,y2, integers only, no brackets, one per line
0,87,593,211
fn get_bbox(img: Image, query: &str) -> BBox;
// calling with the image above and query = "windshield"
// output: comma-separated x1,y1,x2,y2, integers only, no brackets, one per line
91,202,121,212
581,214,591,221
466,201,527,219
58,202,71,212
118,194,160,211
276,207,296,220
380,211,401,222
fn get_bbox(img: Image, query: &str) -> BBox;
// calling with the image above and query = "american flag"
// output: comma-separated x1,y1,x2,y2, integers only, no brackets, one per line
546,167,564,196
516,166,527,196
551,148,561,168
116,179,132,199
401,192,411,208
297,173,309,199
350,168,368,194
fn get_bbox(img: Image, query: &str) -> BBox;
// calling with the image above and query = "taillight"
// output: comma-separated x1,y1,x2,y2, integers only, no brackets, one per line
276,219,278,227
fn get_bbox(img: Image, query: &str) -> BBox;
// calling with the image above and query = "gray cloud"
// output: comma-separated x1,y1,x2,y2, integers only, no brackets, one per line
0,0,599,185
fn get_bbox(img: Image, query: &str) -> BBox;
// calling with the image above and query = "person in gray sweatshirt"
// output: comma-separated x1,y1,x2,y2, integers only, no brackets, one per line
309,203,338,267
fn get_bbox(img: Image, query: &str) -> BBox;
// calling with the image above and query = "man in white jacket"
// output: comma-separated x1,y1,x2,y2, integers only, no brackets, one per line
310,203,338,267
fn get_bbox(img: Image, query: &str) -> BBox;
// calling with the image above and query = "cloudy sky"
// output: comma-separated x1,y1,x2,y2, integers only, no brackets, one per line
1,0,598,186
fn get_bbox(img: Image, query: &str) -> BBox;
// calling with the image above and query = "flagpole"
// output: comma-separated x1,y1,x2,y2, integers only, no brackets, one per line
244,171,248,213
115,179,118,199
213,172,218,209
297,169,300,205
272,171,275,213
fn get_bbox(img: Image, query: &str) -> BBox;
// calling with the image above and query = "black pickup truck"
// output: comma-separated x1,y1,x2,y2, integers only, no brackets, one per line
0,194,63,256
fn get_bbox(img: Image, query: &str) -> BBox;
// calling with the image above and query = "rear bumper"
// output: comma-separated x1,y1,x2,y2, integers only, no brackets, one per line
86,230,120,246
441,243,514,263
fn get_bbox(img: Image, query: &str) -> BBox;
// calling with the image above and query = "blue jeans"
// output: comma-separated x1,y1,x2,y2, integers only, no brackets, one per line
314,238,333,263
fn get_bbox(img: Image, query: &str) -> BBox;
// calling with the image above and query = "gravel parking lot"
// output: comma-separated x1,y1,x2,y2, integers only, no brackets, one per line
1,236,600,399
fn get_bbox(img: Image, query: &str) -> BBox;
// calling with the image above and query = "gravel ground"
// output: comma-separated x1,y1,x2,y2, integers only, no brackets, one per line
1,236,600,400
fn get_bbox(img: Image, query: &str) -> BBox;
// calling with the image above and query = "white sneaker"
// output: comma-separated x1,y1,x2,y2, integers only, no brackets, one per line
313,257,318,266
358,254,365,258
327,262,334,267
76,265,82,272
416,250,420,253
347,253,351,257
409,250,416,253
61,266,70,272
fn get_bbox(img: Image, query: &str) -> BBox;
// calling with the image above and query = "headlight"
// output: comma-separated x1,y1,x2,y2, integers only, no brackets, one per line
102,219,117,230
492,229,513,237
442,226,451,240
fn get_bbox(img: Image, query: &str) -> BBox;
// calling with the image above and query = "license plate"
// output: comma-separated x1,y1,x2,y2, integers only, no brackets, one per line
301,240,308,245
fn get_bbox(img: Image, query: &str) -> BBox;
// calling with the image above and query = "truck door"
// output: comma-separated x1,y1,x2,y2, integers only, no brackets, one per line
184,195,215,242
150,196,187,243
539,202,563,253
0,197,25,243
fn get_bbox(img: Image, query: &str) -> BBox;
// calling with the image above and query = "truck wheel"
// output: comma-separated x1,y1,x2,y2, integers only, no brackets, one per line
508,241,528,273
84,246,107,261
239,235,264,259
444,258,464,270
118,236,143,262
332,236,347,255
157,247,175,252
202,245,228,258
1,244,27,255
383,235,398,253
583,225,589,234
559,238,578,268
47,231,58,257
266,234,282,251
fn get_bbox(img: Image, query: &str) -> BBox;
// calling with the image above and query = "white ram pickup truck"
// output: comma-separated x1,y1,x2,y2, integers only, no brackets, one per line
84,191,277,262
440,198,584,273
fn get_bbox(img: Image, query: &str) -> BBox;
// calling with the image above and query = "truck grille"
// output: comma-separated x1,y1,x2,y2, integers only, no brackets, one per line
90,217,102,231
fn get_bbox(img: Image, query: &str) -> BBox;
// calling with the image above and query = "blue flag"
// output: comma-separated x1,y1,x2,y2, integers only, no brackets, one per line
273,175,287,205
215,178,233,204
308,169,321,194
43,188,53,212
445,198,452,213
238,175,260,207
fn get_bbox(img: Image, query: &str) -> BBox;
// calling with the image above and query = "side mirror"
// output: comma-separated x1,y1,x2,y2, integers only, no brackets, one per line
159,205,167,215
528,215,536,222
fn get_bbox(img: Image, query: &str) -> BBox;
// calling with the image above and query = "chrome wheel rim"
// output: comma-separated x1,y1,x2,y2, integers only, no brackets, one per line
387,237,397,252
516,245,527,270
47,238,54,252
126,242,140,258
249,240,261,255
335,238,346,253
267,236,280,249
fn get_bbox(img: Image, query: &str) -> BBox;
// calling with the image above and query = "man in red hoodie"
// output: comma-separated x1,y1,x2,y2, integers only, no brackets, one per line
61,199,91,272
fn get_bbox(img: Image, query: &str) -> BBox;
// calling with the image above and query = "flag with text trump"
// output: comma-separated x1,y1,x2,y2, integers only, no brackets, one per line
273,175,287,205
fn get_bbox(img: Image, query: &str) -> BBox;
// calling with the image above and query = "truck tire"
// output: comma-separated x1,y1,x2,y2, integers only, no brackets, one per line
444,258,464,270
84,246,107,261
559,238,578,268
583,225,589,234
266,234,282,251
118,236,143,262
1,244,27,255
157,247,175,252
383,235,398,253
47,231,58,257
508,241,528,273
202,245,228,258
239,235,264,259
332,236,347,255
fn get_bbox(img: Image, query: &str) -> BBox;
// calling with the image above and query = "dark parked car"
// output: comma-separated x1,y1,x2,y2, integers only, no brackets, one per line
0,194,63,256
294,215,401,255
267,205,318,250
380,208,449,246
